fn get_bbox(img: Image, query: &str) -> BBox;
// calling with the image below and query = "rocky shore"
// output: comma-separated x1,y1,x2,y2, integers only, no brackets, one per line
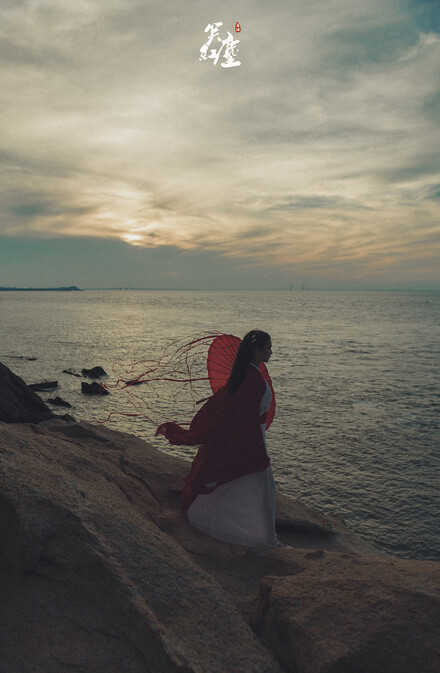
0,362,438,672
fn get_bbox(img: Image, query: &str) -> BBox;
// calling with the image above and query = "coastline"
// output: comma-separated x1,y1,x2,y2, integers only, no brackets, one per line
0,286,82,291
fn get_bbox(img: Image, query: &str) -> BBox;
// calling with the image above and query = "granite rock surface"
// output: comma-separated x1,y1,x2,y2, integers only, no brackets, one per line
0,361,438,672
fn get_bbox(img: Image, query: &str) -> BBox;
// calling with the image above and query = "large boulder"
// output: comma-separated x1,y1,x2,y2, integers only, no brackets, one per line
0,362,55,423
251,550,440,673
0,420,283,673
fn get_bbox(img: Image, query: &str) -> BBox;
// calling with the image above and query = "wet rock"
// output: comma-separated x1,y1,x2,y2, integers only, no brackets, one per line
0,362,76,424
63,368,81,377
28,380,58,391
82,366,107,379
47,396,72,408
81,381,109,395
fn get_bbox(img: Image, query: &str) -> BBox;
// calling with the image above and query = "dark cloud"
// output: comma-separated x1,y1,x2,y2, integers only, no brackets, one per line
323,23,420,73
373,152,440,184
234,224,282,240
0,235,291,289
0,36,76,70
260,196,372,213
9,201,95,219
406,0,440,33
425,183,440,200
422,89,440,121
0,147,80,180
9,201,59,218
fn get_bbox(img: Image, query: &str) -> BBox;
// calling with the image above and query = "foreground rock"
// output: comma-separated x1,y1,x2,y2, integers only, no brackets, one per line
252,551,440,673
0,420,283,673
0,362,55,423
0,361,438,672
0,417,438,673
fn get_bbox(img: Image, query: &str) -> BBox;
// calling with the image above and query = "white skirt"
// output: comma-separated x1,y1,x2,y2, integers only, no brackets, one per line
187,423,279,547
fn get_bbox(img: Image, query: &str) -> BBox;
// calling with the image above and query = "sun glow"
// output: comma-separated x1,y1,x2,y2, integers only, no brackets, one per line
122,233,144,245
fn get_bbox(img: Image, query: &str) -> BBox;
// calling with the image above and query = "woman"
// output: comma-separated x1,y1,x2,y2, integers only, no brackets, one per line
156,330,280,548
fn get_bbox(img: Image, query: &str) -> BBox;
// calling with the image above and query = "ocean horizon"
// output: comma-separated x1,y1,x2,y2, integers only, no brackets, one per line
2,286,440,292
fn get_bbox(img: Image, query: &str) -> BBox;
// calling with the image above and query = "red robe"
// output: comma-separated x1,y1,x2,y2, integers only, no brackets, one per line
156,365,270,512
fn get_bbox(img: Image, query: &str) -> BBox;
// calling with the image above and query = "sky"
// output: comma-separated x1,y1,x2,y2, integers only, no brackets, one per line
0,0,439,290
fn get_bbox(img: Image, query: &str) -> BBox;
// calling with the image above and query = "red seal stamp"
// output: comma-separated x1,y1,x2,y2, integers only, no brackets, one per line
235,22,241,33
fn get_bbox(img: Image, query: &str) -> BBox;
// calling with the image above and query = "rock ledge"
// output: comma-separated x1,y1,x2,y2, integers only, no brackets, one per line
0,360,438,673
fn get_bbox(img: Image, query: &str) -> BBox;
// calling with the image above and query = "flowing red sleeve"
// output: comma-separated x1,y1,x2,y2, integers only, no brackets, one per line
156,365,271,512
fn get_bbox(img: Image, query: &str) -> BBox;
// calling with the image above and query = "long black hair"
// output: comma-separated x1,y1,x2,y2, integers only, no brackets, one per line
227,329,270,397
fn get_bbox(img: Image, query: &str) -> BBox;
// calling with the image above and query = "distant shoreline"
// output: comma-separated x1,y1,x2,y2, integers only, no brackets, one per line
0,286,438,293
0,286,82,292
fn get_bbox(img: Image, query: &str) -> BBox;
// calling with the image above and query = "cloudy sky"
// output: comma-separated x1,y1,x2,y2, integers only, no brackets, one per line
1,0,439,289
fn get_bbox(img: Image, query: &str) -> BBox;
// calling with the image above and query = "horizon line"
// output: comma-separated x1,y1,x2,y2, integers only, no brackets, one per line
1,286,439,293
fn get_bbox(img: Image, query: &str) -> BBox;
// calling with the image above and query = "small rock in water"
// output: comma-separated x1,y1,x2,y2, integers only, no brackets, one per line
47,396,72,408
10,356,37,361
28,380,58,391
63,368,81,377
81,381,109,395
82,366,107,379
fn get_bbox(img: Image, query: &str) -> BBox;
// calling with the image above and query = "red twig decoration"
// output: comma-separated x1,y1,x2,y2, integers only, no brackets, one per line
91,331,223,427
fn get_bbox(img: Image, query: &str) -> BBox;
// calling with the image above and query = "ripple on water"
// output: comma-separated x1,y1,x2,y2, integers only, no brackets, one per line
2,289,439,561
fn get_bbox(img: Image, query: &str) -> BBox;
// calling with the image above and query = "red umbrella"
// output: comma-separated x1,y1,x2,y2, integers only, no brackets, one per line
207,334,276,429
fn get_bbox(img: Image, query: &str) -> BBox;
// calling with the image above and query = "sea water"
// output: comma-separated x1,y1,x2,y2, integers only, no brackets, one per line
1,289,439,561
